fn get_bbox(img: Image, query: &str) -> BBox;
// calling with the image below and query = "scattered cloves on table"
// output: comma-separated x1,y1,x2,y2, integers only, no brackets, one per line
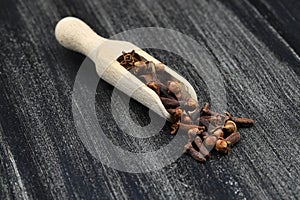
117,50,254,163
183,143,206,162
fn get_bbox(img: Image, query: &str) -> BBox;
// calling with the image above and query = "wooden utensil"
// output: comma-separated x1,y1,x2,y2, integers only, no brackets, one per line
55,17,197,122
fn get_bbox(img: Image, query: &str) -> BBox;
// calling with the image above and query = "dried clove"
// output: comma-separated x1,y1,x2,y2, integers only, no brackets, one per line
146,81,160,95
170,122,180,135
231,117,254,128
154,63,165,72
222,120,237,134
167,107,183,120
168,81,182,100
198,116,215,130
177,122,206,131
160,97,180,109
215,139,230,154
183,98,198,111
188,108,201,122
183,143,206,162
194,136,210,158
225,132,241,145
215,132,241,154
224,112,254,128
201,103,222,116
147,81,178,100
139,74,153,83
133,61,147,74
168,81,181,94
203,127,224,150
210,127,224,138
187,128,202,143
117,50,146,70
203,135,218,150
200,115,225,127
182,115,192,124
201,131,209,138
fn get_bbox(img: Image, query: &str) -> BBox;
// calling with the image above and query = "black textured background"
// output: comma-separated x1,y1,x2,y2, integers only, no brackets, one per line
1,0,300,199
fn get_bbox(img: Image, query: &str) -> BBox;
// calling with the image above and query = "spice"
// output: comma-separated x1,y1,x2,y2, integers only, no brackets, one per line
215,132,241,154
160,97,180,109
183,143,206,162
167,107,183,121
231,118,255,128
203,135,218,150
170,122,180,135
182,115,192,124
187,128,202,142
177,122,205,132
222,120,237,134
215,139,229,154
183,98,198,111
201,103,220,116
225,131,241,145
210,127,224,138
168,81,181,95
117,50,146,70
117,51,254,163
194,136,210,158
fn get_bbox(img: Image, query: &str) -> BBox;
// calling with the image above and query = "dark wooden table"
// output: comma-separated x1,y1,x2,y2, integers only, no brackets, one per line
1,0,299,199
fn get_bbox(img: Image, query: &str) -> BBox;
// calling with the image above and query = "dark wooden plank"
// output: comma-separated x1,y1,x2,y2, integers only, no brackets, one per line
0,0,299,199
222,0,300,76
249,0,300,57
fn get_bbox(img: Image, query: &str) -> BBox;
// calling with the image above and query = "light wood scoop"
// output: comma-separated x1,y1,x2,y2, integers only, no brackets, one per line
55,17,197,122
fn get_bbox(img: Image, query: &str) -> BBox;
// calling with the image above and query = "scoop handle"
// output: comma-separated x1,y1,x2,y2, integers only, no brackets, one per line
55,17,107,56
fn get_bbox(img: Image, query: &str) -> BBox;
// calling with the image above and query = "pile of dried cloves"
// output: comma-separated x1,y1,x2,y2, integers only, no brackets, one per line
117,51,254,163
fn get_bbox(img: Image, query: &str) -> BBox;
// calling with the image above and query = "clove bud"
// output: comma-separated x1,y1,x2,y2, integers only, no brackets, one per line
201,103,218,116
182,115,192,124
167,107,183,120
211,127,224,138
215,132,241,154
146,81,160,95
139,74,153,83
232,117,254,128
168,81,181,94
187,128,202,142
225,132,241,145
154,63,165,72
183,98,198,111
215,139,230,154
133,61,147,74
160,97,180,109
183,143,206,162
194,136,210,158
177,122,206,131
170,122,180,135
222,120,237,134
203,135,218,149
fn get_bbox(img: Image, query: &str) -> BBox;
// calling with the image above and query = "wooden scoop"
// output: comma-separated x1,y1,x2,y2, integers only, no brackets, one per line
55,17,197,122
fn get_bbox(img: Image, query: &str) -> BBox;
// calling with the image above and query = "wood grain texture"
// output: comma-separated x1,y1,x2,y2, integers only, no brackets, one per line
0,0,299,199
